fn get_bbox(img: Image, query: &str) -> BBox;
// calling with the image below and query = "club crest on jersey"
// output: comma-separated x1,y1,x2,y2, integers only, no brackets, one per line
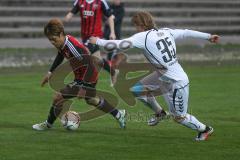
80,4,84,8
93,4,98,9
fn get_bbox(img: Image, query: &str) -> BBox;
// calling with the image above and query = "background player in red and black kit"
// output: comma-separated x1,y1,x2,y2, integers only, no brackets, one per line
103,0,126,74
104,0,124,44
32,18,126,131
64,0,118,85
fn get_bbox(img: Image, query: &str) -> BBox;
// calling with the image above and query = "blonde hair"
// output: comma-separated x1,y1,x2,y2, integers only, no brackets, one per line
131,11,156,31
44,18,65,37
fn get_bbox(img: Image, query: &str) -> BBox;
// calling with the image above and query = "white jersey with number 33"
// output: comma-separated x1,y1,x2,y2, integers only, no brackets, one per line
97,28,211,83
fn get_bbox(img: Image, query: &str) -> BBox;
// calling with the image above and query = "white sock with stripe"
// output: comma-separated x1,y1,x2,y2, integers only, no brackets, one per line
178,113,206,132
138,95,162,113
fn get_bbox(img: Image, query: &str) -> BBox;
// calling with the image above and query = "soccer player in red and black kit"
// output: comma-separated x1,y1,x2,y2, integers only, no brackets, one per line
64,0,118,85
32,18,126,131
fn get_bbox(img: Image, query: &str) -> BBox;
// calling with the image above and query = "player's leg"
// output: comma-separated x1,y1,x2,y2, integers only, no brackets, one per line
164,83,213,140
107,51,128,86
86,40,119,86
84,86,126,128
46,93,67,126
107,51,114,61
91,50,118,86
111,51,127,69
85,41,117,82
32,82,78,131
131,83,168,126
131,71,169,126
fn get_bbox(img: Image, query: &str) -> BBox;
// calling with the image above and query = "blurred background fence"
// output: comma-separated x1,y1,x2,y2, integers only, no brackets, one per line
0,0,240,67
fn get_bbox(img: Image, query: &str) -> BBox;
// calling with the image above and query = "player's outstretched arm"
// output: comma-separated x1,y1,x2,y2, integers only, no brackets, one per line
41,53,64,87
89,37,124,47
64,0,79,23
64,12,74,23
171,29,220,43
89,36,133,52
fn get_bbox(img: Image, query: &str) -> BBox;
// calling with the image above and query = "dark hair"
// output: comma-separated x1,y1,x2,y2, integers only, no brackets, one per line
131,11,156,31
44,18,65,37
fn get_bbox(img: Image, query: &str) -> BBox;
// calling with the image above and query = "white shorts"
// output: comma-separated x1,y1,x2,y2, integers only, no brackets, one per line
163,82,189,117
139,71,173,97
139,71,189,116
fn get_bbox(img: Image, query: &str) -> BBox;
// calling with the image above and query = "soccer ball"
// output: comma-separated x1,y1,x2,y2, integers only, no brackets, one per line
61,111,80,131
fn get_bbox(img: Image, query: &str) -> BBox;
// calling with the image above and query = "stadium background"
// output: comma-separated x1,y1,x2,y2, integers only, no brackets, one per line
0,0,239,160
0,0,240,65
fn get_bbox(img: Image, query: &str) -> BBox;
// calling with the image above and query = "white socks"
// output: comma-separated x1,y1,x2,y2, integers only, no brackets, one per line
115,112,121,119
137,95,162,113
178,113,206,132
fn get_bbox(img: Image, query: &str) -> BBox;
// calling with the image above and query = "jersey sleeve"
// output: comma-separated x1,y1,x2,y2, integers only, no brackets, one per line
49,52,64,72
66,42,85,61
96,32,146,50
168,29,211,41
70,0,79,14
126,32,146,49
101,0,112,17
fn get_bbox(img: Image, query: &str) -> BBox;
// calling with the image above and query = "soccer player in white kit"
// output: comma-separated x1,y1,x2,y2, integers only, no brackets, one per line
90,11,220,141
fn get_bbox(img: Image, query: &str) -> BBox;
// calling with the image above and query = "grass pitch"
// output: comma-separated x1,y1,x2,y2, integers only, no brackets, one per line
0,64,239,160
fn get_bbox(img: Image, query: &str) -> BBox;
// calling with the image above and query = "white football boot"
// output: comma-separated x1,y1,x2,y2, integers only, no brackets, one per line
195,126,214,141
148,110,170,126
117,109,126,129
32,121,52,131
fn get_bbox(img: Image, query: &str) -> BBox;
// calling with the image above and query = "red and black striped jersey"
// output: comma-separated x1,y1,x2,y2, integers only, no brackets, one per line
71,0,112,40
50,35,98,84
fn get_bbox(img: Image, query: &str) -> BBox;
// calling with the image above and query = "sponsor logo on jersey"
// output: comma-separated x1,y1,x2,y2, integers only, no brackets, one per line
83,10,94,16
157,32,164,37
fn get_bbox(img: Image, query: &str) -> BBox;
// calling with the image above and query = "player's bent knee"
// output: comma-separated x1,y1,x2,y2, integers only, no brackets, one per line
85,96,100,106
131,82,145,97
53,93,64,105
54,92,63,99
173,115,186,123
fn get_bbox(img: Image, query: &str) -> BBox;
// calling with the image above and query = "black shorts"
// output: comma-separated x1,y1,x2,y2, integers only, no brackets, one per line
83,39,100,54
60,80,96,99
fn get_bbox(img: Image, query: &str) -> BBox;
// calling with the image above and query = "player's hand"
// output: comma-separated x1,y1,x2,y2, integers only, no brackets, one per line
41,72,52,87
109,32,116,40
77,87,86,99
209,35,220,43
89,36,98,44
64,12,74,23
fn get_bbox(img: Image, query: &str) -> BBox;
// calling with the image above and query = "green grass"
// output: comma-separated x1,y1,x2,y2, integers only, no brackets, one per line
0,64,240,160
